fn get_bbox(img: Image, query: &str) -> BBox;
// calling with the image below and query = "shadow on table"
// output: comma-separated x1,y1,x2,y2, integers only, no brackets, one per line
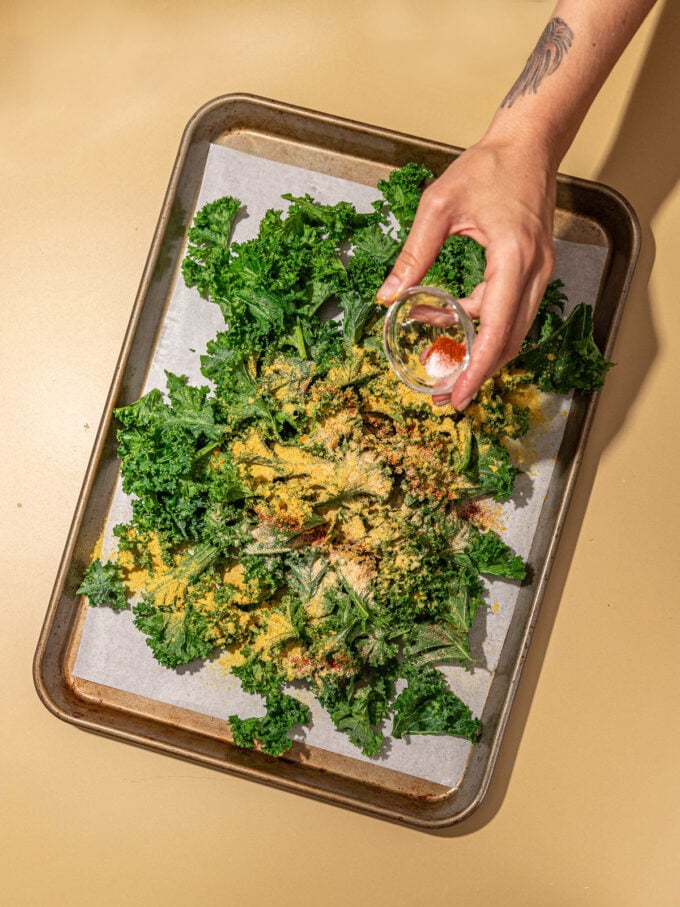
434,0,680,838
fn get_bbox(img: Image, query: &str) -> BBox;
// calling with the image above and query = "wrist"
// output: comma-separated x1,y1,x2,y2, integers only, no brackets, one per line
477,111,567,176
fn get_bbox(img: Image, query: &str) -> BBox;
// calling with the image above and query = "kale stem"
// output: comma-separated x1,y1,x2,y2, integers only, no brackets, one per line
293,319,308,359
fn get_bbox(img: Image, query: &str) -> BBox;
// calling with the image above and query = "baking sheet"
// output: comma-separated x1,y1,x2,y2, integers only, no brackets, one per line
71,143,608,789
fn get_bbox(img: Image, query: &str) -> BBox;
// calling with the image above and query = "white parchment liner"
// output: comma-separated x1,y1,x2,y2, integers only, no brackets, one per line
73,146,608,787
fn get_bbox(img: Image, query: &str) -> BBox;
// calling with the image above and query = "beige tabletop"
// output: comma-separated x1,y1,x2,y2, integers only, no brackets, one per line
2,2,679,905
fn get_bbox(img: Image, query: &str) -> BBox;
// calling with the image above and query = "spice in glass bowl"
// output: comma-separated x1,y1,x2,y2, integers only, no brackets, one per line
383,286,476,395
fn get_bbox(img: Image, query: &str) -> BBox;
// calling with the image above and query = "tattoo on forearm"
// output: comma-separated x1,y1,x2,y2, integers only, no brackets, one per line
501,17,574,108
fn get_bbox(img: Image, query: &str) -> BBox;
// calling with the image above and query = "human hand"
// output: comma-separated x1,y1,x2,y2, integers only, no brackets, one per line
377,135,558,409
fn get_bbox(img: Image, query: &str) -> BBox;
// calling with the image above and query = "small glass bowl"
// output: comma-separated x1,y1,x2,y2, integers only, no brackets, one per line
383,286,476,394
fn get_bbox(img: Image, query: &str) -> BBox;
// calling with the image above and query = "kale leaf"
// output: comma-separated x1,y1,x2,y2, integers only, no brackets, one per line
516,300,613,394
464,438,518,502
77,558,127,611
228,658,311,757
377,162,433,238
229,690,311,758
114,373,227,545
133,598,216,668
464,528,526,580
345,223,400,298
181,196,241,300
319,674,395,757
425,234,486,298
391,665,482,743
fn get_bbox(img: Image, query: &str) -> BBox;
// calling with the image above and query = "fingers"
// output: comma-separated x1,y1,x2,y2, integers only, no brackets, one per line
374,143,557,410
449,243,553,410
376,192,452,303
457,282,486,319
408,304,458,326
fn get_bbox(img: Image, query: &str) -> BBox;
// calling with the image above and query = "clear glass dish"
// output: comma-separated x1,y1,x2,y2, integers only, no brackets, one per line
383,286,476,395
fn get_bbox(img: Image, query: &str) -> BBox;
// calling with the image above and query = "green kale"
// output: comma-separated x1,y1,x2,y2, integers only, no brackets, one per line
319,674,395,757
189,194,362,363
200,341,286,435
377,162,433,238
425,234,486,298
464,438,518,501
356,626,401,668
231,657,282,695
533,278,567,339
114,373,228,545
376,512,478,637
405,619,474,669
280,193,375,241
126,543,222,667
229,690,310,757
345,223,400,298
391,665,482,742
228,657,311,756
181,196,241,300
80,164,614,764
77,558,127,611
464,528,526,580
516,301,613,394
133,598,215,668
404,565,486,669
286,550,331,615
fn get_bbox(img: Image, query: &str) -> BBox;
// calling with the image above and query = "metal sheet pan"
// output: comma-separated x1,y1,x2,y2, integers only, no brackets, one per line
33,93,640,828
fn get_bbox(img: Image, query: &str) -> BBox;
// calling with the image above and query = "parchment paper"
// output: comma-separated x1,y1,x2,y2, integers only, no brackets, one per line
73,145,608,787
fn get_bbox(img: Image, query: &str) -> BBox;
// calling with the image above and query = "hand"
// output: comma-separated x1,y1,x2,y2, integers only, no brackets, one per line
377,134,557,409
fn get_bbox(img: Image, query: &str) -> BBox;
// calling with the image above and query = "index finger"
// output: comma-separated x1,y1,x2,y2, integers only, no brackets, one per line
376,191,452,302
449,245,528,409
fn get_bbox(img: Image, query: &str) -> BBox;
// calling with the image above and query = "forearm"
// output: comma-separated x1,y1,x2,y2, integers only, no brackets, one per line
377,0,658,410
483,0,657,169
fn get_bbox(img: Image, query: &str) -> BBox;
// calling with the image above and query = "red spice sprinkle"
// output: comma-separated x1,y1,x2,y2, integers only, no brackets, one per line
459,500,483,522
424,336,466,367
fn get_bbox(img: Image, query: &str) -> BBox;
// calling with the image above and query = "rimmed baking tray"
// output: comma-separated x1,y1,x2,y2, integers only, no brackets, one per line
34,93,640,828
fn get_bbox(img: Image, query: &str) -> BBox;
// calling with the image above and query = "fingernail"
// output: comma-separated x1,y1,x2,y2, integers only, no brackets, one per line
455,394,472,411
377,273,402,302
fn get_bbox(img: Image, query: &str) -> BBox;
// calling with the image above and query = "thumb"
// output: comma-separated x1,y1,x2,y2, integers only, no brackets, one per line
376,210,451,303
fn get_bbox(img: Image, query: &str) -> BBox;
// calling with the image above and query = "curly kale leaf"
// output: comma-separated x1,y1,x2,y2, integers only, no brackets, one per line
517,300,613,394
356,626,401,668
405,620,473,669
188,197,354,361
464,527,526,580
132,598,216,668
280,193,375,242
116,371,223,444
464,439,518,502
181,196,242,300
77,559,127,611
425,234,486,298
391,665,482,742
114,373,234,544
404,569,486,670
200,197,361,364
200,341,287,435
229,690,310,757
319,675,395,757
128,543,221,667
286,550,330,610
228,658,310,756
377,162,433,238
345,223,400,299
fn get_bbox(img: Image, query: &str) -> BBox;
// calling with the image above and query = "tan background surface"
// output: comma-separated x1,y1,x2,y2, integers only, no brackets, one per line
2,1,679,904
